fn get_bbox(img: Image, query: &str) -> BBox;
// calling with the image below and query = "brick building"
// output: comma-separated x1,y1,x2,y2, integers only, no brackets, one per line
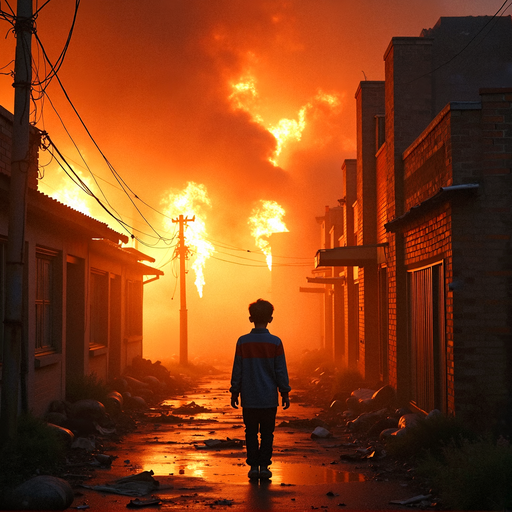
0,105,163,416
313,16,512,429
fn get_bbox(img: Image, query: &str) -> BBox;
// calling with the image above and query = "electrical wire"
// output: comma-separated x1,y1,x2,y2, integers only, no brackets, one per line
407,0,512,84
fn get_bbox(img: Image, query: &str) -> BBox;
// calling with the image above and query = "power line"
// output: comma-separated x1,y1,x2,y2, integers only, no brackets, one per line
407,0,512,84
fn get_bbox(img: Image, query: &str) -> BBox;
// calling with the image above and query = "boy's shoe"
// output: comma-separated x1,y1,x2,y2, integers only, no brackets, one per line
259,466,272,479
248,466,259,479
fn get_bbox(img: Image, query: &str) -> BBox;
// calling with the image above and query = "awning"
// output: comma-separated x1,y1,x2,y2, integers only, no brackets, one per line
315,244,387,268
385,184,479,232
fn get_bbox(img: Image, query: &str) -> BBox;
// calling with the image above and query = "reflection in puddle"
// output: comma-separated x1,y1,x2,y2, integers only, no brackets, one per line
136,453,365,485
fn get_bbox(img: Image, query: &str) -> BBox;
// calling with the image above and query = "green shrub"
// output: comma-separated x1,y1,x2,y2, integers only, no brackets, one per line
66,372,109,403
386,413,475,461
418,438,512,510
0,413,65,489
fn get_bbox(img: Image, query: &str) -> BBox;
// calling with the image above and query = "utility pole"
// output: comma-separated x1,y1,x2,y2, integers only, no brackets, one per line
172,215,194,366
1,0,33,445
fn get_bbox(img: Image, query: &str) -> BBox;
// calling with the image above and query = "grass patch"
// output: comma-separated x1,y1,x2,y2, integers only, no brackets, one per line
66,372,109,403
0,414,65,489
386,413,475,461
418,438,512,510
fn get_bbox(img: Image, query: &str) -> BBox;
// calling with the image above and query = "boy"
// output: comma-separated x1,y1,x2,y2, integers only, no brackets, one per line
230,299,291,480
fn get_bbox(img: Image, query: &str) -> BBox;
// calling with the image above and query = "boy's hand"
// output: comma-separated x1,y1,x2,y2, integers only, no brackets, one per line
281,393,290,410
230,395,239,409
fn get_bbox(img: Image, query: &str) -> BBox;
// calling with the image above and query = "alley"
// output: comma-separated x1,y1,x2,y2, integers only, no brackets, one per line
76,368,423,511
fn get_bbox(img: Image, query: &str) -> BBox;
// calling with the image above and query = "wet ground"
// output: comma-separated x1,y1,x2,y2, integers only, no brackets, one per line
74,369,426,510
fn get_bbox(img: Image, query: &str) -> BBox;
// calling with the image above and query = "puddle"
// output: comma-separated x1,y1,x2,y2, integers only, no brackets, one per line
133,453,365,485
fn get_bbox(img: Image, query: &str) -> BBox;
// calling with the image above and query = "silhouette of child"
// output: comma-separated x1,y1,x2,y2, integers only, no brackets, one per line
230,298,291,480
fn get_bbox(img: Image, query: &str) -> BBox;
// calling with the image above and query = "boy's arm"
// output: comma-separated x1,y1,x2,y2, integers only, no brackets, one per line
275,341,291,408
229,342,242,409
281,392,290,409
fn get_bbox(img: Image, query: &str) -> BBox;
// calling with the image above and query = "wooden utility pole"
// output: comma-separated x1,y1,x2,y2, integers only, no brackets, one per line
1,0,33,445
172,215,194,366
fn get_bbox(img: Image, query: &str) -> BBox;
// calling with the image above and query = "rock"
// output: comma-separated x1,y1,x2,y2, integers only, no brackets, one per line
46,423,75,447
371,385,396,409
71,437,96,452
347,408,388,432
5,475,73,510
127,396,148,410
45,412,67,426
69,399,106,422
104,391,123,415
142,375,162,392
426,409,443,420
398,413,421,429
351,388,375,401
367,416,399,438
311,426,332,438
379,427,401,442
124,376,150,392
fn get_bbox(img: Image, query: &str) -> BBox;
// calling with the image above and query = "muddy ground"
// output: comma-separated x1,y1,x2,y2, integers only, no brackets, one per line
66,367,431,511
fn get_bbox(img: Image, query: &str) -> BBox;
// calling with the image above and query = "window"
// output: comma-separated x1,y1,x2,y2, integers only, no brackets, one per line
408,262,446,412
90,270,108,348
35,249,57,352
126,280,143,337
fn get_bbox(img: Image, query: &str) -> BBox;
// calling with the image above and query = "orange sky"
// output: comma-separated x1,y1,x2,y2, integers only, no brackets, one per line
0,0,504,364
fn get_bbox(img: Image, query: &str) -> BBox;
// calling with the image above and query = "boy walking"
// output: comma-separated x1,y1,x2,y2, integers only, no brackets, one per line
230,299,291,480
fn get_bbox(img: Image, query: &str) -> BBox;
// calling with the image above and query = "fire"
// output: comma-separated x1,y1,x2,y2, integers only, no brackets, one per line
268,108,306,165
162,182,214,297
248,200,288,270
229,75,341,167
41,167,93,217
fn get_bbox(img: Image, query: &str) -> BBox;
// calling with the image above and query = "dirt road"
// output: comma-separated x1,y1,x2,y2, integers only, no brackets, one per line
75,369,424,510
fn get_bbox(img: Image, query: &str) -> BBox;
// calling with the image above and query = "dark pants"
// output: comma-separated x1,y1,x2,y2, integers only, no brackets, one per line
242,407,277,467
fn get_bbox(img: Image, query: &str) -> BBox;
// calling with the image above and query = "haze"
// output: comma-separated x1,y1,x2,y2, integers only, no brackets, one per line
0,0,501,364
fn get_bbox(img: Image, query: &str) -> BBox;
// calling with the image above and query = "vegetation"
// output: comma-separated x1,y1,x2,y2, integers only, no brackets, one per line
0,414,65,490
418,437,512,510
386,413,475,460
385,413,512,510
66,371,109,403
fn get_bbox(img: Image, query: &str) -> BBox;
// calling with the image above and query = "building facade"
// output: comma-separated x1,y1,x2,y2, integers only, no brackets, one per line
0,105,163,416
313,16,512,429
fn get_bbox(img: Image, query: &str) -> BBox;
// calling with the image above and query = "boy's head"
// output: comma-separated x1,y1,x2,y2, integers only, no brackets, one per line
249,299,274,325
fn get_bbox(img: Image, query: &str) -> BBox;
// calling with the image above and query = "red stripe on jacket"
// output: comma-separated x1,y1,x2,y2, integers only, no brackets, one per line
235,341,284,359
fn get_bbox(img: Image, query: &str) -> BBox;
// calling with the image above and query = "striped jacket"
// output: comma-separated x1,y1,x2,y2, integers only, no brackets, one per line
230,328,291,408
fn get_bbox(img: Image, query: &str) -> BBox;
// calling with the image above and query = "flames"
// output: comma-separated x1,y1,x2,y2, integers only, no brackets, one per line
248,200,288,270
42,166,93,217
229,75,340,166
161,182,214,298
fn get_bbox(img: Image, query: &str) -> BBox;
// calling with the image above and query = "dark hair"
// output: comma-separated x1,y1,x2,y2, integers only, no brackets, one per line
249,299,274,324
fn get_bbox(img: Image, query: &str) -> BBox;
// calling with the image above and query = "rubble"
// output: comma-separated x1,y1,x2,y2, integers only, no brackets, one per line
81,470,160,497
3,475,74,510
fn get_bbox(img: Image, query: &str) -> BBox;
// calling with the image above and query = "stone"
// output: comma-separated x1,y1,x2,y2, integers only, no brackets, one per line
5,475,74,510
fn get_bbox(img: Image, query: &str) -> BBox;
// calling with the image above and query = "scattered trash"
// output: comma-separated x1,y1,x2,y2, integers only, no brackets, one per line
213,499,233,506
279,418,329,429
71,437,96,452
389,494,432,506
81,470,159,497
195,438,244,449
127,497,162,508
311,426,332,438
171,401,210,415
326,491,339,497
